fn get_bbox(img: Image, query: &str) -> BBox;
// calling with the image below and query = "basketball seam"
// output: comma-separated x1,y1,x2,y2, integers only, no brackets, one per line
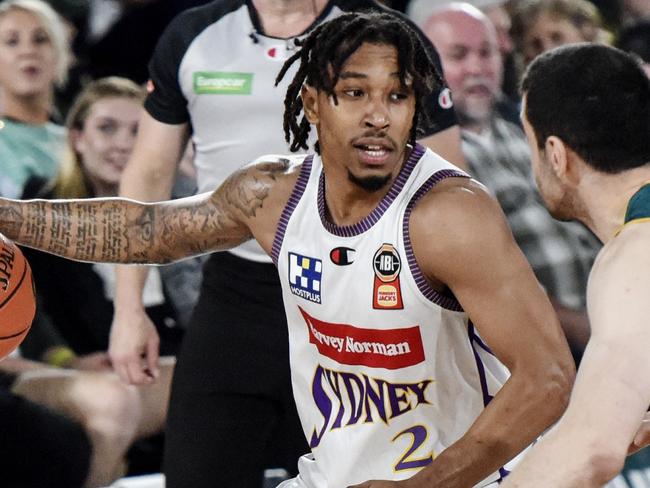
0,256,27,309
0,325,30,340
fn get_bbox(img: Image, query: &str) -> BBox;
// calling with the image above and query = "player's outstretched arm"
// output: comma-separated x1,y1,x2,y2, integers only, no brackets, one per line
373,178,574,488
0,159,293,265
502,228,650,487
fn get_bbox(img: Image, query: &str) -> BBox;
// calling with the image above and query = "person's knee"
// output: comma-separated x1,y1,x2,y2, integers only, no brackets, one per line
72,374,143,442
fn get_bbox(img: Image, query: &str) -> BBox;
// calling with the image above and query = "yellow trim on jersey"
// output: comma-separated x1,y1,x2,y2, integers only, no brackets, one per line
614,180,650,237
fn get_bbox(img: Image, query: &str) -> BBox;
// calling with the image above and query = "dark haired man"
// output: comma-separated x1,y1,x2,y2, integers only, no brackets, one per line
0,12,573,488
110,1,464,486
502,43,650,487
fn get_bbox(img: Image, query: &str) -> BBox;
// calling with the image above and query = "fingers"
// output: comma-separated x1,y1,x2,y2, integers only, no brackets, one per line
145,337,161,380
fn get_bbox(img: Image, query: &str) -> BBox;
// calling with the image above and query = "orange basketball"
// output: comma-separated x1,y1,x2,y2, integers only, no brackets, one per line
0,233,35,360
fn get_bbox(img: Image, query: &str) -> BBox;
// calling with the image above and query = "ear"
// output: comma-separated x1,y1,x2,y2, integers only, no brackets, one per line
301,84,319,124
545,135,582,184
545,135,569,179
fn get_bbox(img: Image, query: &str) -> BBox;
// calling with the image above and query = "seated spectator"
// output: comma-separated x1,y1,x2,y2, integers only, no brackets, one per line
21,77,195,361
407,0,520,120
1,353,173,487
0,0,71,198
423,3,601,362
510,0,611,66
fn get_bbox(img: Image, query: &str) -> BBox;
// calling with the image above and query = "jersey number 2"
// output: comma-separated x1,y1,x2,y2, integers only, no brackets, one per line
392,425,434,471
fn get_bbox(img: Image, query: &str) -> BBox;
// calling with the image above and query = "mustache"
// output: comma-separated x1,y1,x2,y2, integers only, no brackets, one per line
351,131,398,150
460,76,496,93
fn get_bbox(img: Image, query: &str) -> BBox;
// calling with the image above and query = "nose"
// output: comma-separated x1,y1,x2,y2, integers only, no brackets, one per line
364,97,390,130
17,39,39,56
114,128,136,152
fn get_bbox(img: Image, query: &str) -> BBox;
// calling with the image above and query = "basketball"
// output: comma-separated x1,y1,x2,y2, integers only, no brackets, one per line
0,233,36,360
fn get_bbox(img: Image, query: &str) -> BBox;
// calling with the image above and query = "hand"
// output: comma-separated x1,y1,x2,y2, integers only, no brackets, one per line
69,351,112,372
628,412,650,455
109,306,160,385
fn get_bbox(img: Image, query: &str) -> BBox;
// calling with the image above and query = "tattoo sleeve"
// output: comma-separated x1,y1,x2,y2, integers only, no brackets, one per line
0,160,289,265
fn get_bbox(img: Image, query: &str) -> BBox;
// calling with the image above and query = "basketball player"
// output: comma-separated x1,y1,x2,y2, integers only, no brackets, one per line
112,1,464,485
0,13,575,487
500,44,650,487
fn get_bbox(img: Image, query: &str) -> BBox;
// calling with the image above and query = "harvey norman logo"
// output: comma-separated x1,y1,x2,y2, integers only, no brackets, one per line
193,71,253,95
298,307,425,369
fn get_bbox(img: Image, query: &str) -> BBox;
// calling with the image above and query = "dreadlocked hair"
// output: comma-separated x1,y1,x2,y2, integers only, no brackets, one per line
275,11,444,153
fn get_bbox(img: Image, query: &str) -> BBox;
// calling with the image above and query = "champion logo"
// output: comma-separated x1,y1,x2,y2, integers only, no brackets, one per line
330,247,356,266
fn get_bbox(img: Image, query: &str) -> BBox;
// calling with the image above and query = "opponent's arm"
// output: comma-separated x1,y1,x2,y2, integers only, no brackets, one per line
385,179,573,487
0,160,289,265
502,230,650,487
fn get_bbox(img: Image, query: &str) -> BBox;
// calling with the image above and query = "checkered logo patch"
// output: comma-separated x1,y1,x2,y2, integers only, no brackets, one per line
288,252,322,304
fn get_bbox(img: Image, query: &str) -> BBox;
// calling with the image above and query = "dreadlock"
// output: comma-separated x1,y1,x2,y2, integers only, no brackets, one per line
275,11,444,153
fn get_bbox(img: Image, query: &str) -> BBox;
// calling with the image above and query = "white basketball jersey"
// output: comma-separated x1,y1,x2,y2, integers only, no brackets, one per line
272,145,518,488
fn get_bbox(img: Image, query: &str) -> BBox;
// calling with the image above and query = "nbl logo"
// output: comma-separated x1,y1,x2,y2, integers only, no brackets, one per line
373,245,401,282
372,244,403,310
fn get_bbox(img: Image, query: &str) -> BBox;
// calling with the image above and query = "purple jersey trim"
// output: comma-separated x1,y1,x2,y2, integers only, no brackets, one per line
317,144,426,237
468,323,493,407
402,169,468,311
468,323,510,483
271,156,313,265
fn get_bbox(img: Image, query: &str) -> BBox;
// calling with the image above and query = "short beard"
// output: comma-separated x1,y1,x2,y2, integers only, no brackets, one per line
347,170,391,193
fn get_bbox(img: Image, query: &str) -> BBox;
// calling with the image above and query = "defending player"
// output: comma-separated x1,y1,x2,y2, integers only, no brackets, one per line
0,13,574,487
501,43,650,487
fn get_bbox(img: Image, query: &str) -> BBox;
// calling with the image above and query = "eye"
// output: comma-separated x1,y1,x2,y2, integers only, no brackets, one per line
389,92,409,102
98,122,117,135
343,89,364,98
2,34,19,47
33,31,51,45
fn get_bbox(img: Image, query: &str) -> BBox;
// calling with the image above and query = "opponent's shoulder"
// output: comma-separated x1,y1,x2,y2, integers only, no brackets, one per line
590,223,650,294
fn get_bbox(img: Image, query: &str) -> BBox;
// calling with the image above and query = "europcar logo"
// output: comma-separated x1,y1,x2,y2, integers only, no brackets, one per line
193,72,253,95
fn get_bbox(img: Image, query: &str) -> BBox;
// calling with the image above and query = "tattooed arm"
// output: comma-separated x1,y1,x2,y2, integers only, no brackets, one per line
0,158,295,265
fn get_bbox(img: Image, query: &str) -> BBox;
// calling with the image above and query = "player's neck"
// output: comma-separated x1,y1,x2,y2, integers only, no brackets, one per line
321,162,403,228
252,0,329,38
582,169,650,242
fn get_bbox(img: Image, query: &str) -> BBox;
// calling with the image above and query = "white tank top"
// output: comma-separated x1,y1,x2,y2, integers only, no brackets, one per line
272,144,520,487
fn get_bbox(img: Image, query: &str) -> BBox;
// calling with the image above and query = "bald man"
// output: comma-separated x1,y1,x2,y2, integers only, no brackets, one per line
422,3,600,362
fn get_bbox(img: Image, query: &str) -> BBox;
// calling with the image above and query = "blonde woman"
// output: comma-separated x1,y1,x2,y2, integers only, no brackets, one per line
0,0,71,198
